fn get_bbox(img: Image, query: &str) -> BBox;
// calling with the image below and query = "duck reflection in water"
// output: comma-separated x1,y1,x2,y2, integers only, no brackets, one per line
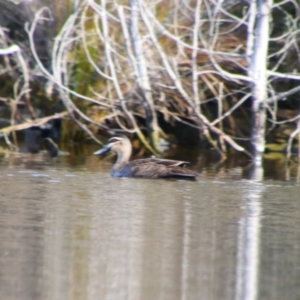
94,135,199,179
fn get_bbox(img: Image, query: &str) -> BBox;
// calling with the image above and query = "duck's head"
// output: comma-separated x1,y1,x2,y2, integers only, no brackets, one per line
93,135,131,156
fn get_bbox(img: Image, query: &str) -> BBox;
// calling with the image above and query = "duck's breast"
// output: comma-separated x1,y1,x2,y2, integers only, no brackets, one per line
111,165,133,177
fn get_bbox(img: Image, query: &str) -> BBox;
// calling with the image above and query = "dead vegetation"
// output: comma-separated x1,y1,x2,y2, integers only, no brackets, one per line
0,0,300,160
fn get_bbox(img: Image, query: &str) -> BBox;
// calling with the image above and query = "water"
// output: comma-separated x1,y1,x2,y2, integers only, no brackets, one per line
0,148,300,300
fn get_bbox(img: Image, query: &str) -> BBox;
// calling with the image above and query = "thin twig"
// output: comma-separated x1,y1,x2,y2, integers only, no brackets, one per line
0,112,68,135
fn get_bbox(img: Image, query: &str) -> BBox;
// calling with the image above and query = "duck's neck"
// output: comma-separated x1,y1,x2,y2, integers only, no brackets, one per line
114,147,132,169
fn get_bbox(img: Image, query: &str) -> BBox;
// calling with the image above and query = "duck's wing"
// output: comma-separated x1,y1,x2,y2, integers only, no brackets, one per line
168,166,199,179
131,157,190,167
126,159,198,179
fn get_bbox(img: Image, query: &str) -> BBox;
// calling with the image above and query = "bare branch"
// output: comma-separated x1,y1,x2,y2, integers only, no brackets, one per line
268,71,300,81
0,112,68,136
266,85,300,104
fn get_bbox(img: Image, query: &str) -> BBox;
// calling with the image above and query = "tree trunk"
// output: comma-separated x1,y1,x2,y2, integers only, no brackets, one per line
129,0,160,152
248,0,272,166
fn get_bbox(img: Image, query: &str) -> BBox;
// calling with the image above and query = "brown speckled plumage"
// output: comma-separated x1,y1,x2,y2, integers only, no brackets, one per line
94,135,198,179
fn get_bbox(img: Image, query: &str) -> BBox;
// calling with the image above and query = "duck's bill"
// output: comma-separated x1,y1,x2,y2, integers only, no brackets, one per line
93,145,110,156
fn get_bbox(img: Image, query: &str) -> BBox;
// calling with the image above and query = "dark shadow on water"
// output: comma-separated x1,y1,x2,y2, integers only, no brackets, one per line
1,139,300,181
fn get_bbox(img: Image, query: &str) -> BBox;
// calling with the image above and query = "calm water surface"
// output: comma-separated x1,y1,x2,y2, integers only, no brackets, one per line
0,148,300,300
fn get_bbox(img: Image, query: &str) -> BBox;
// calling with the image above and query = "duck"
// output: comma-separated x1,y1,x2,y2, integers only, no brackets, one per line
93,135,199,179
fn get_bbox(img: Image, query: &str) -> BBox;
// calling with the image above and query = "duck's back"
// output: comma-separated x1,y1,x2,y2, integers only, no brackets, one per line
112,158,198,179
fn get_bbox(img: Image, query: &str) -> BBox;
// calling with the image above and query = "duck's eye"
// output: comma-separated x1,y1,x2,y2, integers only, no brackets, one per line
109,137,121,143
